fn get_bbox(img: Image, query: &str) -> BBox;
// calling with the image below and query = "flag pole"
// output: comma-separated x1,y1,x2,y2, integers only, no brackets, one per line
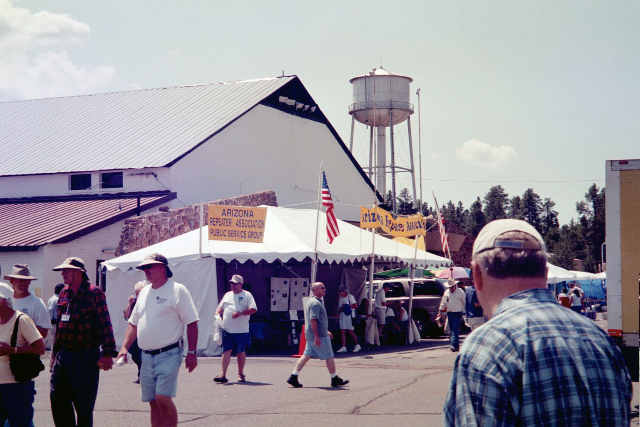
310,162,324,285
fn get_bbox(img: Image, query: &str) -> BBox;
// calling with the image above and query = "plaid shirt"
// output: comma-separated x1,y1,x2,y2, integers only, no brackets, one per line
53,281,116,356
444,288,632,427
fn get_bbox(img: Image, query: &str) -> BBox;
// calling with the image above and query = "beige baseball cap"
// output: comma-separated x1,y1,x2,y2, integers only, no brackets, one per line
473,219,546,256
229,274,244,285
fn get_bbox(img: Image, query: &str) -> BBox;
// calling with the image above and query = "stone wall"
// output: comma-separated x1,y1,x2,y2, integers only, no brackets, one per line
115,191,277,256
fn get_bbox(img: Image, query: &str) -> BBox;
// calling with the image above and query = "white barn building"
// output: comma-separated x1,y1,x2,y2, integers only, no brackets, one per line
0,76,379,299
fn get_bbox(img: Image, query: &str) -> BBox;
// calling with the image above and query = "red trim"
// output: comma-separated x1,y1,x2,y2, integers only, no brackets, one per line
608,329,623,337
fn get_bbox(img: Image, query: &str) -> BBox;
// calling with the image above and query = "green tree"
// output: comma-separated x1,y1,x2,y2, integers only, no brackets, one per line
508,195,524,219
540,197,560,249
521,188,543,231
467,197,486,236
483,185,509,221
576,184,605,272
397,187,414,215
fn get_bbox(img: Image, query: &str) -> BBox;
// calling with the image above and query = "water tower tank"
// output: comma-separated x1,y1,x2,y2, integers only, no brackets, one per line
349,67,413,127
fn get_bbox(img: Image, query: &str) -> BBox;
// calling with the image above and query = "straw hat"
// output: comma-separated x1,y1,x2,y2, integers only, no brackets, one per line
4,264,37,281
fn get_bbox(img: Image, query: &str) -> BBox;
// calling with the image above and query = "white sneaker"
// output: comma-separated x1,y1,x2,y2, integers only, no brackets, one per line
353,344,362,353
336,346,347,353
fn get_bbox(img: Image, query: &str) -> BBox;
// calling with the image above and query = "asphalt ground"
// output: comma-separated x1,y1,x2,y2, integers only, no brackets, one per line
30,323,638,426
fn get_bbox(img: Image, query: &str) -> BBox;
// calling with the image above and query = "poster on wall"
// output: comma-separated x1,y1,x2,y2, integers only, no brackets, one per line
270,277,309,312
289,279,309,311
270,278,289,312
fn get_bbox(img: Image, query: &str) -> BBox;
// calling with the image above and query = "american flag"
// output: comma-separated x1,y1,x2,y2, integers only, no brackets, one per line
432,192,451,259
321,171,340,243
437,213,450,258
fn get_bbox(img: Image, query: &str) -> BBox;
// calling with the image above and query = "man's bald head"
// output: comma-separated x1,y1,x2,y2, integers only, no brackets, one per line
311,282,326,297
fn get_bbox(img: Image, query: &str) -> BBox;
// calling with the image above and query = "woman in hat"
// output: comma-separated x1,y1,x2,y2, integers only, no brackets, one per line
0,282,45,426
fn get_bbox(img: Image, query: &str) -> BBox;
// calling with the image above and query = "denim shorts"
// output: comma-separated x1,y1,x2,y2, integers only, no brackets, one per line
304,335,334,360
222,330,250,355
140,346,182,402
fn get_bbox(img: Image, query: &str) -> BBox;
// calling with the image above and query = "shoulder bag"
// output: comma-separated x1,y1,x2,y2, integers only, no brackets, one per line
9,314,45,382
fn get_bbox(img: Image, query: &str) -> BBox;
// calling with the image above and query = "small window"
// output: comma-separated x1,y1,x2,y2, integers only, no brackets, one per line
69,174,91,190
101,172,123,189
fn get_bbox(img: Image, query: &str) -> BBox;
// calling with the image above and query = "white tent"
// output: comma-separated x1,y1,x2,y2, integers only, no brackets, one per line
103,206,451,350
570,270,597,280
547,263,577,284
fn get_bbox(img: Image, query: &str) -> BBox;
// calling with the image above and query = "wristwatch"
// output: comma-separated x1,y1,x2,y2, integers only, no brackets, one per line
187,350,196,355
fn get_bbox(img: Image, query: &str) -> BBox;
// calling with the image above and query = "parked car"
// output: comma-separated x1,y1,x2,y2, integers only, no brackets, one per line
360,278,445,338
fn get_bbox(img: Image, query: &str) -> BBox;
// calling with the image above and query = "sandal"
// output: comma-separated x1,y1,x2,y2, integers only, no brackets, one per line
213,376,228,383
238,374,247,383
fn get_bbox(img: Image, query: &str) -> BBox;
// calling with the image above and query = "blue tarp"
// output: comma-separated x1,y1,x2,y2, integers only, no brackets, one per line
549,279,606,301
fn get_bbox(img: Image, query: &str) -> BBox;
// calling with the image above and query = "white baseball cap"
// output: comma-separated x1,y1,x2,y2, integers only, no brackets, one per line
473,219,546,256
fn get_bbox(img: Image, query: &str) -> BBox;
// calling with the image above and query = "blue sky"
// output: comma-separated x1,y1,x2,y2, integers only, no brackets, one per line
2,0,638,224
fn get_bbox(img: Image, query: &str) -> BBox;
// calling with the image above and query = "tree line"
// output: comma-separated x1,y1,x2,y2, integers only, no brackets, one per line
384,184,605,272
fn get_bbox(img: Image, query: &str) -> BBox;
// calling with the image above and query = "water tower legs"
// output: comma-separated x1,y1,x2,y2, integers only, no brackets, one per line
389,110,397,213
376,126,386,196
368,126,374,181
349,116,355,152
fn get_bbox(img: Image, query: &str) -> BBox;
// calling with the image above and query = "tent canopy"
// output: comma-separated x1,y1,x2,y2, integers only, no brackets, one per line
103,206,451,272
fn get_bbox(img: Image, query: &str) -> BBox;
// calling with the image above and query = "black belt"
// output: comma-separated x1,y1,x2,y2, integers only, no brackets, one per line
142,342,180,356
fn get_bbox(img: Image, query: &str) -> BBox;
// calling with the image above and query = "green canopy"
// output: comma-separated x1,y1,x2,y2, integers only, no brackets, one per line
373,268,435,279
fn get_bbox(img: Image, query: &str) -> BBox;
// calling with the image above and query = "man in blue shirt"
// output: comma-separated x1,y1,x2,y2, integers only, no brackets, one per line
444,219,632,426
464,285,484,331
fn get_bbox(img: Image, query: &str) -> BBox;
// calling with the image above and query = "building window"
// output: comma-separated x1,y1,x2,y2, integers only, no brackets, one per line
69,174,92,190
101,172,123,189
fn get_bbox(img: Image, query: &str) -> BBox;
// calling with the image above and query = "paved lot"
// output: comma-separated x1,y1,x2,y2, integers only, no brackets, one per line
31,331,638,426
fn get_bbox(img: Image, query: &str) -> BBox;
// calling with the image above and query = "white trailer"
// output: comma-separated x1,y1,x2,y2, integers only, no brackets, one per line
605,158,640,380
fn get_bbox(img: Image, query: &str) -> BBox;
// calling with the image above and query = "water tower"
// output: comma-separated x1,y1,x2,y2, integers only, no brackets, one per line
348,66,416,213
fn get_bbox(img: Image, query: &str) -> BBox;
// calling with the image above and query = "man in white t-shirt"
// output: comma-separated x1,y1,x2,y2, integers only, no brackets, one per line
374,283,390,343
117,253,199,427
4,264,51,339
438,280,466,352
213,274,257,384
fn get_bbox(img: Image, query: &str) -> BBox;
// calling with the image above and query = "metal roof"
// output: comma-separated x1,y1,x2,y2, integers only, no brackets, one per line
0,77,295,176
0,193,175,249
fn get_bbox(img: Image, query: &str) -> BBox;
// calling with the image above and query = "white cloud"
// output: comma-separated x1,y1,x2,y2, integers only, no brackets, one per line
455,139,517,168
0,0,114,100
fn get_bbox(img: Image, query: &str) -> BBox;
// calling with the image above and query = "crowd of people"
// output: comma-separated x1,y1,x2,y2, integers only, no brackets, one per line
0,218,634,426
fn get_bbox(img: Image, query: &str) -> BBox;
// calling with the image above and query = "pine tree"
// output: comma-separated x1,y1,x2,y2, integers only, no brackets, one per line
483,185,509,221
467,197,486,236
521,188,543,231
508,196,524,219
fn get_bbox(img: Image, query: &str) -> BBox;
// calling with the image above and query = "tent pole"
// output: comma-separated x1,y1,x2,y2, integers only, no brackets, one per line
199,203,205,258
310,162,324,286
407,234,419,343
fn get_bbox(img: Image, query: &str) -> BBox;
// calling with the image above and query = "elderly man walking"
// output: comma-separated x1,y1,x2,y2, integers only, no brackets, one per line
50,257,116,427
5,265,51,340
438,280,466,352
117,253,199,427
214,274,257,384
444,219,633,426
287,282,349,388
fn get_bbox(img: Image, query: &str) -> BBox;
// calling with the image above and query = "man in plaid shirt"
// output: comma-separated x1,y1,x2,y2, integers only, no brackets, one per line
50,257,115,427
444,219,632,426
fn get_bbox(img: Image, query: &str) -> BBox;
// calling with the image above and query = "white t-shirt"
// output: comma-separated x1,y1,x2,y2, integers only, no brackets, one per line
47,294,59,321
218,290,257,333
0,311,42,384
129,279,199,351
13,294,51,331
374,288,386,310
338,294,356,319
439,287,466,313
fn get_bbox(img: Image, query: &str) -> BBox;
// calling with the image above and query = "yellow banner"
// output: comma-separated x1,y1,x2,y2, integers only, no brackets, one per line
208,205,267,243
359,206,426,237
